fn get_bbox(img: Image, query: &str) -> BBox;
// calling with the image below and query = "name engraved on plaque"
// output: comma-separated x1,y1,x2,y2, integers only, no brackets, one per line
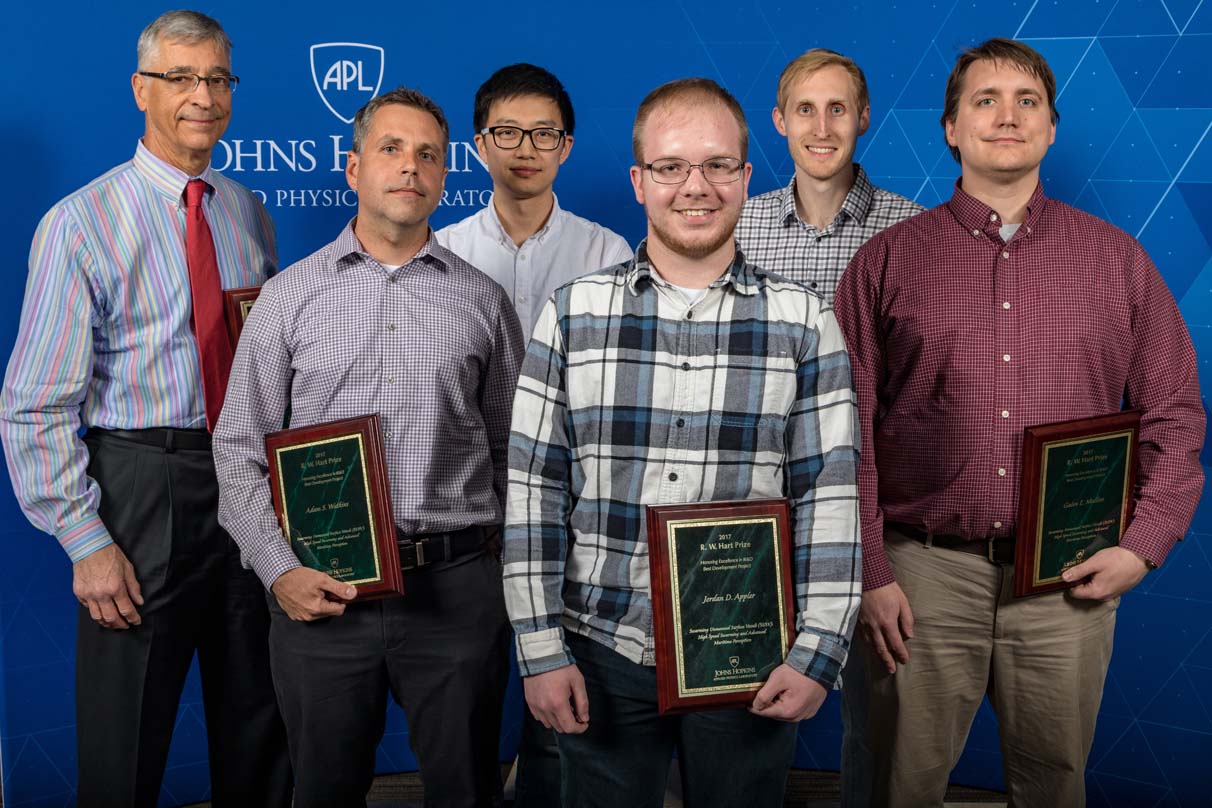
1035,432,1131,584
274,434,383,585
670,517,789,697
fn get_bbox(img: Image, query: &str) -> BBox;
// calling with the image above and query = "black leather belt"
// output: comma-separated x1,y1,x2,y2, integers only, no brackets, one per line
888,522,1015,566
396,524,485,570
90,427,212,452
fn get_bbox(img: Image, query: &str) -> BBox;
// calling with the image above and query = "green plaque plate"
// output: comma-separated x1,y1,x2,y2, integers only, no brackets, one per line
647,499,795,714
1014,411,1140,597
265,414,403,599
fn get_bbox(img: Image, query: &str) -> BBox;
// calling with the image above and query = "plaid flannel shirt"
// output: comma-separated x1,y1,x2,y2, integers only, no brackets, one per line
503,242,860,689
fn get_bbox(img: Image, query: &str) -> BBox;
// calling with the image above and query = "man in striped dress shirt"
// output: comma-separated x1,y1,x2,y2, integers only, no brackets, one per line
504,78,861,807
0,10,289,807
834,38,1204,806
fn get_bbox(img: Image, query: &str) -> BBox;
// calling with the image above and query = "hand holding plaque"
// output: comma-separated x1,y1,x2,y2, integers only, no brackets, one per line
265,414,404,600
646,499,796,714
1014,411,1140,597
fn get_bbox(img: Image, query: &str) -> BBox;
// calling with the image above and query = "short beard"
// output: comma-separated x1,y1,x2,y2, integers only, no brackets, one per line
647,209,739,260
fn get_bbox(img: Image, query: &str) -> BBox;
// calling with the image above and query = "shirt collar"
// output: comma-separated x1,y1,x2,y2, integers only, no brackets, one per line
332,218,447,273
484,193,564,247
947,178,1048,238
625,240,761,297
779,163,876,228
839,164,876,225
132,140,220,205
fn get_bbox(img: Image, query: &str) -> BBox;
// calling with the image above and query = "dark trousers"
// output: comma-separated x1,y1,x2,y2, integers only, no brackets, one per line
268,550,511,808
513,707,563,808
556,633,797,808
77,430,291,807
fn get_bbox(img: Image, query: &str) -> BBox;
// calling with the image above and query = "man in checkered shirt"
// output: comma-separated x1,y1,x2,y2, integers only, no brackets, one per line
834,39,1204,807
214,87,524,807
735,49,923,304
503,77,861,807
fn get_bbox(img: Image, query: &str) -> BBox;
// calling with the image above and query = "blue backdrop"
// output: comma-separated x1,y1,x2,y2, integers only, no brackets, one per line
2,1,1210,806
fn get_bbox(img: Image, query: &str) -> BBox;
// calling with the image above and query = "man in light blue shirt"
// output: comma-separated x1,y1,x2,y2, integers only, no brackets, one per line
437,63,630,342
437,63,630,807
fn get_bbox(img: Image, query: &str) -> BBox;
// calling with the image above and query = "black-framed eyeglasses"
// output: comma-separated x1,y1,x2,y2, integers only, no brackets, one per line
641,157,744,185
479,126,566,151
138,71,240,94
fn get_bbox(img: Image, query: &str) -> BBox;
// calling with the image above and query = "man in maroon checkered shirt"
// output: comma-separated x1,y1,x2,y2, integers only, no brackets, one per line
834,38,1204,807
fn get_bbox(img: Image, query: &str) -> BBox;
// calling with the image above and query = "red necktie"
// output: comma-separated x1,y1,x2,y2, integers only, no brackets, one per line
185,179,233,432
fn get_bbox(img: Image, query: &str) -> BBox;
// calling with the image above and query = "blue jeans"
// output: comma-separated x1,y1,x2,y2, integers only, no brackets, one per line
556,633,797,808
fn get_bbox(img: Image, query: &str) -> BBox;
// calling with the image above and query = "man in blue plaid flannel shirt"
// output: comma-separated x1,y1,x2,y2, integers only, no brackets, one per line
502,77,862,808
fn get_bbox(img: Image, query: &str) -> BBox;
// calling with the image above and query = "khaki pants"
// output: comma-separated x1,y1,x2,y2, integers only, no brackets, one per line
858,527,1117,808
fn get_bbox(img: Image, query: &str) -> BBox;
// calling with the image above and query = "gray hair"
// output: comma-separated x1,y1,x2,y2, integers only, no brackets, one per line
136,10,231,70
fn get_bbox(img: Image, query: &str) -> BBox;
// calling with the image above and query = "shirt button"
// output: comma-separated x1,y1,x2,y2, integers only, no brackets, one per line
993,520,1003,529
682,362,691,371
388,376,396,384
388,324,397,332
989,212,998,222
1002,354,1011,362
1002,301,1011,310
389,275,398,283
520,255,527,261
676,418,685,428
385,430,394,439
998,468,1007,477
1001,251,1010,259
972,229,981,237
1001,410,1009,418
668,472,678,482
686,310,693,320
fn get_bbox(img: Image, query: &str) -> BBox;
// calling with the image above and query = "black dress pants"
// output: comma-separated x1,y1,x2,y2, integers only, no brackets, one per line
268,549,511,808
77,429,291,807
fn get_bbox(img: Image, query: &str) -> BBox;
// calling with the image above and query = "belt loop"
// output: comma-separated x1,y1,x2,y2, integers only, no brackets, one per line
443,533,451,560
924,530,934,548
164,430,175,454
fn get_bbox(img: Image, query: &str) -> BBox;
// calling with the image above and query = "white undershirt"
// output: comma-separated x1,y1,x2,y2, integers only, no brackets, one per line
669,282,708,305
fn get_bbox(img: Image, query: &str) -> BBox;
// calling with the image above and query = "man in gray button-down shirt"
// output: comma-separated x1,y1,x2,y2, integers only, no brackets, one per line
213,87,524,808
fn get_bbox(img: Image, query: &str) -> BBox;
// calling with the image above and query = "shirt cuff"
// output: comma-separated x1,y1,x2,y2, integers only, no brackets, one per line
860,521,896,590
515,626,575,676
247,532,302,591
1120,519,1180,570
784,629,847,690
58,515,114,563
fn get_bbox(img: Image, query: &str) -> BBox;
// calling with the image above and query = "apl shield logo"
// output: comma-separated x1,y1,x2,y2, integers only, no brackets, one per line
310,42,384,124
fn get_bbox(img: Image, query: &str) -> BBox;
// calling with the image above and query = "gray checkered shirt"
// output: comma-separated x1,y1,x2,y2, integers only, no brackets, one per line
735,165,925,303
214,221,525,589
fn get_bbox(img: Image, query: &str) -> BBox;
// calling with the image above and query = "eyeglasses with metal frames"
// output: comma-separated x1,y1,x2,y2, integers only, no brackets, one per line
137,71,240,94
479,126,566,151
641,157,744,185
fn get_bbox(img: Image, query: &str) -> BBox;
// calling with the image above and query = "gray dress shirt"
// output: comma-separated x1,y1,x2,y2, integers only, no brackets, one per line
213,221,524,588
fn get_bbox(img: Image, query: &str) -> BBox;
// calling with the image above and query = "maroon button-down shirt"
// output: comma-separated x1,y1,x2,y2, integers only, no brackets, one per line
835,182,1204,590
